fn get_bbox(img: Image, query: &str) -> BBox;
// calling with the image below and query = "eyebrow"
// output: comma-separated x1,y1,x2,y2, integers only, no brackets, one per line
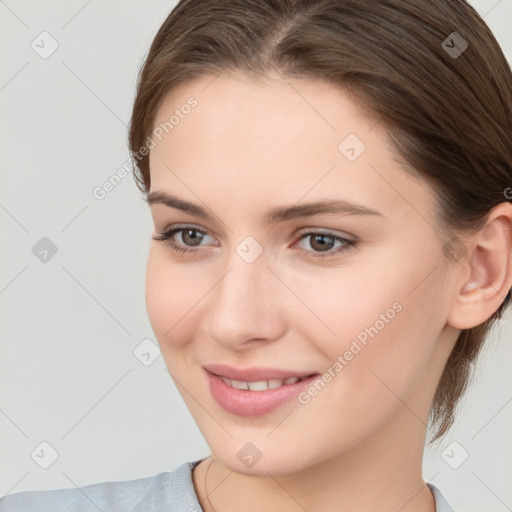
146,191,384,224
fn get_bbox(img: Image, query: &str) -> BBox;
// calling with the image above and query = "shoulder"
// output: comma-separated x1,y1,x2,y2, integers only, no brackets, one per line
427,483,456,512
0,460,203,512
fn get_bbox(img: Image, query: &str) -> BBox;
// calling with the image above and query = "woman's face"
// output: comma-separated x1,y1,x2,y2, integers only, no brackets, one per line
145,71,459,475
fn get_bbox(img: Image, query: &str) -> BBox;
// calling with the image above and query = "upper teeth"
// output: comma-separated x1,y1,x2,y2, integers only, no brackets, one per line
220,376,304,391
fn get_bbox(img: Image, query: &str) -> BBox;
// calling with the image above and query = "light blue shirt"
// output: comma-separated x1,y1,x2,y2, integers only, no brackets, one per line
0,459,455,511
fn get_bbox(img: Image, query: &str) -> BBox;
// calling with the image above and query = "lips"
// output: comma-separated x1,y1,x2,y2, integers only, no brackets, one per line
203,363,320,416
203,363,316,382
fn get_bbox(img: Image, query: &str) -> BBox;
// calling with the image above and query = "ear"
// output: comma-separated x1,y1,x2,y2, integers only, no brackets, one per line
447,202,512,330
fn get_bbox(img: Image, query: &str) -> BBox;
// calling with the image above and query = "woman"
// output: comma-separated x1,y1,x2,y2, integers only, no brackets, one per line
1,0,511,511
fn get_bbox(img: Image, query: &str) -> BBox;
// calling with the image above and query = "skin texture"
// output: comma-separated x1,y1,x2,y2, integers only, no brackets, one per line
145,70,512,512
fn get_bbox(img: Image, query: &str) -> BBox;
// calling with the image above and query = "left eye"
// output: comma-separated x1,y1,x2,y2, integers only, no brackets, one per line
293,232,354,256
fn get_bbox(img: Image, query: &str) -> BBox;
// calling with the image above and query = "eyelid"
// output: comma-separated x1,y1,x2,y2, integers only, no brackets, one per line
294,226,355,241
157,223,355,243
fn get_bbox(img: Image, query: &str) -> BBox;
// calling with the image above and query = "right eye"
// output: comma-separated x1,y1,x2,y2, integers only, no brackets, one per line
152,225,216,254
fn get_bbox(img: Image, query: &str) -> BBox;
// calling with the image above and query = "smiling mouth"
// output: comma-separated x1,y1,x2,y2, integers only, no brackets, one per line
205,368,321,416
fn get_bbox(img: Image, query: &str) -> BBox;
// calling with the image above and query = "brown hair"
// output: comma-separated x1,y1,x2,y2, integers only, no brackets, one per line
128,0,512,443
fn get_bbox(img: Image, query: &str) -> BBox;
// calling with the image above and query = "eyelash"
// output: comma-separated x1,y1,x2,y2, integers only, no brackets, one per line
151,225,357,259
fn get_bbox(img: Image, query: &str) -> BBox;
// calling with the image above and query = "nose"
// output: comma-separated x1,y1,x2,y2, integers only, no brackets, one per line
203,250,287,351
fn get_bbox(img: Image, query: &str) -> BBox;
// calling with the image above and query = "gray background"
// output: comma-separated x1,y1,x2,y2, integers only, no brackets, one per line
0,1,511,510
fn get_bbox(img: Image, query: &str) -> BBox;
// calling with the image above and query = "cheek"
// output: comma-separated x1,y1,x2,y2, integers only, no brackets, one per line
301,242,443,353
145,247,195,347
295,256,444,409
287,256,405,349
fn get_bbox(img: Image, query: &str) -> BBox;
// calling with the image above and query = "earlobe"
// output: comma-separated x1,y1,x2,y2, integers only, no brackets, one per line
447,203,512,330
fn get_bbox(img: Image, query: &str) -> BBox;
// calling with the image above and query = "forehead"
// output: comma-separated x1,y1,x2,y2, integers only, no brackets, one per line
148,71,435,225
151,70,378,152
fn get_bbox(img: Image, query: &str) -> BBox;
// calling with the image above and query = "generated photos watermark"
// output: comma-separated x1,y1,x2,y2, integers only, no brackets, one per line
92,96,198,201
